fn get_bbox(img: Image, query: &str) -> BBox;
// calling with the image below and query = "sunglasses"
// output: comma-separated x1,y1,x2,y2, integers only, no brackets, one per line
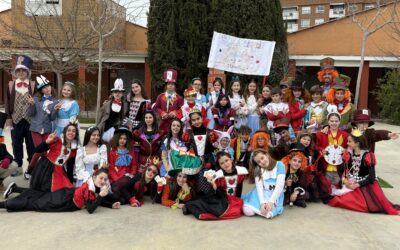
147,168,158,175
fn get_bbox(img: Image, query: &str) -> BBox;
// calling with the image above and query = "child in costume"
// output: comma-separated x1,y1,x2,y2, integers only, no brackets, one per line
249,130,271,152
258,84,272,130
244,80,260,135
305,85,328,134
327,129,400,215
182,108,217,195
160,118,202,177
160,170,195,208
183,151,248,220
269,118,294,160
351,109,398,153
317,57,339,97
213,127,235,159
315,108,349,197
53,81,80,136
128,162,160,207
1,169,120,214
207,77,225,109
283,76,311,133
108,126,137,204
281,144,310,208
75,126,108,187
242,149,285,219
231,125,252,168
96,78,127,142
228,77,249,129
324,74,355,132
30,121,79,192
154,68,184,132
0,112,13,192
132,110,164,173
125,79,151,131
25,75,57,179
5,55,35,176
264,87,289,131
211,94,235,131
178,87,207,131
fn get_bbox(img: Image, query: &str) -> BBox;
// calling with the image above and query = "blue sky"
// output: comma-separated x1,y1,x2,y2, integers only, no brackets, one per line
0,0,149,26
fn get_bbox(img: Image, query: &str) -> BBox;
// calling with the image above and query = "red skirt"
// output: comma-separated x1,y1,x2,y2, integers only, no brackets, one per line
328,181,399,215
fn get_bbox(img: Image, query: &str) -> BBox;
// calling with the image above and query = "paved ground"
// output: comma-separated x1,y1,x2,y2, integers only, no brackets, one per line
0,122,399,250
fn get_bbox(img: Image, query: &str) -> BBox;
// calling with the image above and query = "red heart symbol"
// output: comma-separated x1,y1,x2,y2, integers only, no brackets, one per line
256,60,260,64
228,178,235,185
334,145,338,149
332,160,336,164
197,136,203,140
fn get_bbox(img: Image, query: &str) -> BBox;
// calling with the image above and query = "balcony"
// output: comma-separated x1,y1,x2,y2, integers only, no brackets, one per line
329,8,345,18
283,11,299,20
287,24,298,33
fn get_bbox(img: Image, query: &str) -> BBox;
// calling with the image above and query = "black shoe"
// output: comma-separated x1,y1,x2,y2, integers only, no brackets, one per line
182,205,191,215
3,182,16,199
294,199,307,208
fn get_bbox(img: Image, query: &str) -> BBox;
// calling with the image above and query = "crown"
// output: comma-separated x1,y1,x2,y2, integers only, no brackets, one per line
351,128,363,137
148,157,161,168
184,87,197,97
69,116,79,125
188,107,201,116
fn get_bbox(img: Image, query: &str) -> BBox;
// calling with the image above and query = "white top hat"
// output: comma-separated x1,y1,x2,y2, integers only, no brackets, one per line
111,78,125,92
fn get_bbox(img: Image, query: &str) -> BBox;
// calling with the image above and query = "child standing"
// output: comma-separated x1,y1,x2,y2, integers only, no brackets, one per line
305,85,328,134
75,126,108,187
244,80,260,136
258,84,272,130
264,87,289,131
96,79,127,142
183,152,248,220
242,149,285,219
178,87,207,132
228,77,249,130
26,75,57,179
53,82,80,136
207,77,225,130
211,94,235,131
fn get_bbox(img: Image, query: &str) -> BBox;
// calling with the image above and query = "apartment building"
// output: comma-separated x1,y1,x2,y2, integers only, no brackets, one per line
281,0,392,32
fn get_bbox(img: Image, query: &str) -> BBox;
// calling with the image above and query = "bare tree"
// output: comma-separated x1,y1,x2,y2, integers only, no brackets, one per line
85,0,148,122
351,0,398,107
0,0,101,96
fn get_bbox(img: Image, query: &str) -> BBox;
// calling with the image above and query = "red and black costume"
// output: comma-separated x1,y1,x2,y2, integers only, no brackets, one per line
3,178,116,213
328,151,400,215
211,106,235,131
132,130,164,173
154,93,184,132
183,166,248,220
30,138,77,192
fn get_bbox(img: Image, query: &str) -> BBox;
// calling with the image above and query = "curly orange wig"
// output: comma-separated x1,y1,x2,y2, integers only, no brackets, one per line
317,69,338,83
281,151,308,172
326,88,352,104
250,131,270,151
283,87,311,104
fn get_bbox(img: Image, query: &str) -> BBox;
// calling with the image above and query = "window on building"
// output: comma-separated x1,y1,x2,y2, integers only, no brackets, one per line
364,4,375,10
283,7,297,18
301,19,310,28
315,5,324,13
302,6,311,14
315,18,324,25
25,0,62,16
348,4,358,12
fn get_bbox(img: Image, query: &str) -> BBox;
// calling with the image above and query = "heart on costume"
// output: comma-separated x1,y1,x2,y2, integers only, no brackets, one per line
228,178,236,185
197,136,203,140
334,145,338,149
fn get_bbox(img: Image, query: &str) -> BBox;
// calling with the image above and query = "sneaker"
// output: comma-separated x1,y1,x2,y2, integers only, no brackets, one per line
3,182,16,199
10,168,22,177
23,171,31,180
266,211,273,219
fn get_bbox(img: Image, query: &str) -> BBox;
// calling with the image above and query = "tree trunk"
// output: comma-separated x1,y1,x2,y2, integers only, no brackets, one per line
96,37,104,124
56,71,63,98
354,32,367,108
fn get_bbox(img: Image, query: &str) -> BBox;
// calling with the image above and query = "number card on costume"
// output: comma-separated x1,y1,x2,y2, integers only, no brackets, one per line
207,31,276,76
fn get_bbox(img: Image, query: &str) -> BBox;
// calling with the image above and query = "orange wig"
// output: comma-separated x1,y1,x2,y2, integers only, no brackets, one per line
317,69,338,83
250,131,270,151
326,88,352,104
281,151,308,172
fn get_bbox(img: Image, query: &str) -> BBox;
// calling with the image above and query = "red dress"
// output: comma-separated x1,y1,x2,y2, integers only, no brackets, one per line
108,148,137,183
328,151,400,215
287,101,307,132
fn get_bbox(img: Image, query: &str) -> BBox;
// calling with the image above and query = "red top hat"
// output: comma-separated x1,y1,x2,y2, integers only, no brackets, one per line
351,109,374,127
273,118,290,133
163,69,178,83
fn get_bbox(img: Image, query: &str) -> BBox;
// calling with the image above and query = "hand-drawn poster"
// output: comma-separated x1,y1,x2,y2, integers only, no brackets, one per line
207,31,276,76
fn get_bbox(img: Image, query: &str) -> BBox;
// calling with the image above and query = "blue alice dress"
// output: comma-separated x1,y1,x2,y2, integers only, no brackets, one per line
242,161,285,218
54,99,80,136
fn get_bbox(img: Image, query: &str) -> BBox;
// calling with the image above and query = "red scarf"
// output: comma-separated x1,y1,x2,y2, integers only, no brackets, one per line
334,99,349,113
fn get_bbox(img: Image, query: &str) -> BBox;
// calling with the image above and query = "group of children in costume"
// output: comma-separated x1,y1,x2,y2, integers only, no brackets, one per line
0,57,399,218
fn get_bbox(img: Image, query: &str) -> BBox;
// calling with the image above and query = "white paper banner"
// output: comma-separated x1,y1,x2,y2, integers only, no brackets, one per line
207,31,276,76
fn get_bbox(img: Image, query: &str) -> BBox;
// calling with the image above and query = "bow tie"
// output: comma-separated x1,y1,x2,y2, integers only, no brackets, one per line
43,96,53,101
17,82,29,88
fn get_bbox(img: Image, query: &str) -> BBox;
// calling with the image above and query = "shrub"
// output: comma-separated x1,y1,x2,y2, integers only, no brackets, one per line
376,69,400,125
